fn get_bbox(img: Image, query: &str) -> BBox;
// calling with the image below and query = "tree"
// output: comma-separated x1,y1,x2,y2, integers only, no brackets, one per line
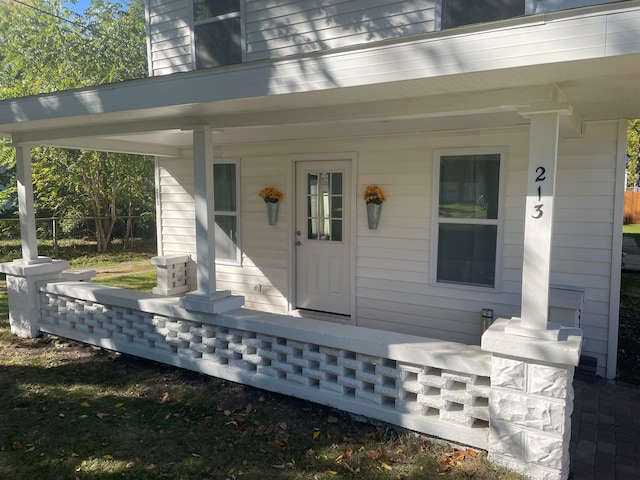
628,120,640,187
0,0,153,251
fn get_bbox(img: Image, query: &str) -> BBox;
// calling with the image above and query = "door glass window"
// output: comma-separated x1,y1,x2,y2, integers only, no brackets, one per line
307,171,343,241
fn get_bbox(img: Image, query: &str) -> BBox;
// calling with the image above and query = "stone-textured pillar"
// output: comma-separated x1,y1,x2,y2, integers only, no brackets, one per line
0,260,69,337
482,318,582,480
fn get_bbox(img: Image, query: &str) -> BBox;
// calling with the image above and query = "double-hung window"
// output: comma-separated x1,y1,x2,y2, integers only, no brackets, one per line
441,0,525,29
433,150,503,288
213,160,241,265
193,0,242,69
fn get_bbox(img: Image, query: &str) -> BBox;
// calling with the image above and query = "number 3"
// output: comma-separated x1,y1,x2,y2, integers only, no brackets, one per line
532,204,544,219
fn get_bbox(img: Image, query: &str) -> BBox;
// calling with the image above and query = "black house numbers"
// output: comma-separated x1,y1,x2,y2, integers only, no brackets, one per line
532,166,546,219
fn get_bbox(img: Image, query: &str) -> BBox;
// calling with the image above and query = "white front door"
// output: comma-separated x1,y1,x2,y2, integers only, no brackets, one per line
295,160,351,315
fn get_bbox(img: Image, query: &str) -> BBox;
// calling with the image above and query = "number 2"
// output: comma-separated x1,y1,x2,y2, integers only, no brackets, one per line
535,167,546,182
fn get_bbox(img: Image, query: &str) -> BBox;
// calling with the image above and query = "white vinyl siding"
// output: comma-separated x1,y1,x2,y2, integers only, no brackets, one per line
155,121,619,376
145,0,631,76
146,0,193,76
244,0,437,61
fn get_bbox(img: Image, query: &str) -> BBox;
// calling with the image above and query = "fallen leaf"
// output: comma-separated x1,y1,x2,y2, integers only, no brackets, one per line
71,453,80,457
96,412,109,419
245,404,253,413
327,416,339,423
159,392,170,404
80,402,90,408
313,431,321,440
114,403,124,409
103,454,114,460
79,415,88,419
380,462,392,471
126,461,135,469
191,453,201,458
145,464,157,471
279,422,288,430
12,441,23,450
24,445,35,453
223,410,232,417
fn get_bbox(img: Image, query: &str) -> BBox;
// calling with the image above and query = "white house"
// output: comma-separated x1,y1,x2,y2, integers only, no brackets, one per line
1,1,639,479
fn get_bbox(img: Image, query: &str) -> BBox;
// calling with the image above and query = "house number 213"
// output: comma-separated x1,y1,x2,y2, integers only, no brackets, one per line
532,166,546,219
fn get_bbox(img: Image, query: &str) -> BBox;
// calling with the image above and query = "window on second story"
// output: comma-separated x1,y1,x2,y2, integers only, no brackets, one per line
193,0,242,69
441,0,525,29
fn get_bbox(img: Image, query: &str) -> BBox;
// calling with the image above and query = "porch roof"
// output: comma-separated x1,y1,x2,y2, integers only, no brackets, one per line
0,0,639,154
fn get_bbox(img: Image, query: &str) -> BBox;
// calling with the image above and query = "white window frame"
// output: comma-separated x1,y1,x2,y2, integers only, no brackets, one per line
211,158,242,266
430,147,506,290
190,0,246,69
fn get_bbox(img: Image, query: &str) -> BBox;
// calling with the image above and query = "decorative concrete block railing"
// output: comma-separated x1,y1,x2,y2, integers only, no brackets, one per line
37,280,492,449
0,261,581,480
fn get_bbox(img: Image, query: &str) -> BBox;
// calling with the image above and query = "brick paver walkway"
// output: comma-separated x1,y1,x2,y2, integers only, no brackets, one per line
570,378,640,479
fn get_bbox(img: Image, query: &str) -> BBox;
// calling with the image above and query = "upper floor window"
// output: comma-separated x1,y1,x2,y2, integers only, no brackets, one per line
193,0,242,69
433,150,503,288
441,0,525,29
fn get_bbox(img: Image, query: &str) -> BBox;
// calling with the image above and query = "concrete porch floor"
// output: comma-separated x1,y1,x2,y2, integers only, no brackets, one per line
570,377,640,479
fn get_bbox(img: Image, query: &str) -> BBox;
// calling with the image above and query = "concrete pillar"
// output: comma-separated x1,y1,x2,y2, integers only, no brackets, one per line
0,260,69,337
482,318,583,480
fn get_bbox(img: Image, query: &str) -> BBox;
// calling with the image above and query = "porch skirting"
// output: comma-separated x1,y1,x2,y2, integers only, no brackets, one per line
37,280,492,449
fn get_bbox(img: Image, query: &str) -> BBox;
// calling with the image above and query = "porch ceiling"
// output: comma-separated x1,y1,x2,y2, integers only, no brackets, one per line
1,0,639,155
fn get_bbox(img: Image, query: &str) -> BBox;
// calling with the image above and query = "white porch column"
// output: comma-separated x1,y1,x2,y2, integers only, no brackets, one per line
506,111,565,338
0,144,68,337
193,128,217,294
15,144,48,264
179,129,242,314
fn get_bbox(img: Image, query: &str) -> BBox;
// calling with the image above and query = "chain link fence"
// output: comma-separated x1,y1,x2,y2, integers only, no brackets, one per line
0,214,156,256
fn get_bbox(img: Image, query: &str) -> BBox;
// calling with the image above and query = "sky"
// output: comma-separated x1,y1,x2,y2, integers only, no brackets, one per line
62,0,92,14
62,0,131,15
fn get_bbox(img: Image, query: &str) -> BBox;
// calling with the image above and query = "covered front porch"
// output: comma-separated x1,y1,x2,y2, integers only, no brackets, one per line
0,75,597,480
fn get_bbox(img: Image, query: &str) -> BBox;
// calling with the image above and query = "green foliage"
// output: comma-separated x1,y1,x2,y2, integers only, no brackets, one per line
0,0,152,251
627,120,640,187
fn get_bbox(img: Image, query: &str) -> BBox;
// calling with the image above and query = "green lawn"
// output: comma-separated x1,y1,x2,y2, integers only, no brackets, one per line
0,240,526,480
623,224,640,234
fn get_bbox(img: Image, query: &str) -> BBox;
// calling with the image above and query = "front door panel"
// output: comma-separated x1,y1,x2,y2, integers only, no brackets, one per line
295,160,351,315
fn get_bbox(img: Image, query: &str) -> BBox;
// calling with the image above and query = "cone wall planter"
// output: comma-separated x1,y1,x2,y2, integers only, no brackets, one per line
367,202,382,230
266,201,279,225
